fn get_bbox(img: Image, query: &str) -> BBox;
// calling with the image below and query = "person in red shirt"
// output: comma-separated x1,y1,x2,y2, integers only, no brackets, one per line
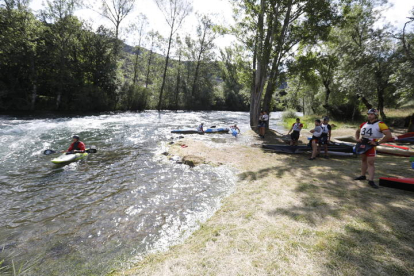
65,135,86,153
354,109,392,188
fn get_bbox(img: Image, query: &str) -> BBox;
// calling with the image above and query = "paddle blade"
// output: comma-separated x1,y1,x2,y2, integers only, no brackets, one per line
86,149,97,153
43,149,56,155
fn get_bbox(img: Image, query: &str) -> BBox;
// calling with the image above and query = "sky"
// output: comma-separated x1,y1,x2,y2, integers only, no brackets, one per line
29,0,413,52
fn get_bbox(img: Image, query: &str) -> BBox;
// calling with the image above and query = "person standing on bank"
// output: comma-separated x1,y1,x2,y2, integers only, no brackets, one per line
287,118,303,146
259,111,269,138
354,109,392,189
309,119,323,160
318,117,332,158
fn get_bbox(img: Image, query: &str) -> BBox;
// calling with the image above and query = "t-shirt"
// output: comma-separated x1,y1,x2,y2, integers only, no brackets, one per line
359,121,389,140
262,114,269,122
292,123,303,132
197,125,204,132
313,125,323,137
321,123,332,135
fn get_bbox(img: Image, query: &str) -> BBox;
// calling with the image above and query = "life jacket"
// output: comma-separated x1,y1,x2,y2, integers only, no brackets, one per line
360,120,388,140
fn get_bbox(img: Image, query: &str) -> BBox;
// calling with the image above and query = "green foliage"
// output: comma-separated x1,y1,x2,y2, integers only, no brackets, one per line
282,110,298,121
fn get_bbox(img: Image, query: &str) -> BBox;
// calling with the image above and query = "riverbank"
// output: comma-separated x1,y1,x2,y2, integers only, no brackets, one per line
111,126,414,276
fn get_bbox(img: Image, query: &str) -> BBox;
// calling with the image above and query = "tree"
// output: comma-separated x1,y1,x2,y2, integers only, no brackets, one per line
99,0,135,55
41,0,80,110
155,0,192,110
128,14,148,85
232,0,335,129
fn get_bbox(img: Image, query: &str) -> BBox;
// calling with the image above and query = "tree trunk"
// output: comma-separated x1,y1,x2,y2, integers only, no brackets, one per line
29,53,37,111
323,79,331,110
261,0,292,114
407,114,414,132
145,43,154,88
158,27,174,111
191,25,207,97
377,87,386,120
174,49,182,110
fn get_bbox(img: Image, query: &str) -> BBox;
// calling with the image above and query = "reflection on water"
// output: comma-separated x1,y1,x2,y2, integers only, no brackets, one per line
0,111,283,275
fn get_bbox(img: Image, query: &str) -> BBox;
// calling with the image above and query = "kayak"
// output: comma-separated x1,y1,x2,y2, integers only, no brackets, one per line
263,144,355,154
204,128,229,133
379,177,414,192
171,129,200,134
334,138,414,157
51,151,89,164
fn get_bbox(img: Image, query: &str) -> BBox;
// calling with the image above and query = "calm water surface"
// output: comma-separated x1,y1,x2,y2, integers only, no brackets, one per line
0,111,284,275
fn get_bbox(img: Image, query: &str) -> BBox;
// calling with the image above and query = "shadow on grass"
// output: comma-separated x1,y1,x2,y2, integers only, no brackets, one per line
240,153,414,275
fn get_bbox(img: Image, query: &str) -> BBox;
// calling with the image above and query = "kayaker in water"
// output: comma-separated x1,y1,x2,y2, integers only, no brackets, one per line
309,119,322,160
230,124,240,133
65,135,86,153
318,117,332,158
354,109,392,188
197,123,204,133
287,118,303,146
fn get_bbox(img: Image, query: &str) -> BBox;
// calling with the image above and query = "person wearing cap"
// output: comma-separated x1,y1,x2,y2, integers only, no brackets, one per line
318,117,332,158
287,118,303,146
65,135,86,153
197,123,204,133
354,109,392,188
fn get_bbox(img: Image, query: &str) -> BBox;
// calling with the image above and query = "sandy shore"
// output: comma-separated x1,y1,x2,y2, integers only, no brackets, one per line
112,127,414,276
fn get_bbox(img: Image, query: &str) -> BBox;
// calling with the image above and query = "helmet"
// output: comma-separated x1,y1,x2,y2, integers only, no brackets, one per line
367,109,379,116
73,135,80,140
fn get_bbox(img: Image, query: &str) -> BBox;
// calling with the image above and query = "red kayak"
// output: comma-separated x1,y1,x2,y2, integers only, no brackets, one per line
388,132,414,142
379,177,414,191
382,144,409,150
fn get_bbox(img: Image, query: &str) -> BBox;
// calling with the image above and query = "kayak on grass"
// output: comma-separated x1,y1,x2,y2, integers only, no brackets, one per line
379,177,414,192
262,144,355,154
51,151,89,164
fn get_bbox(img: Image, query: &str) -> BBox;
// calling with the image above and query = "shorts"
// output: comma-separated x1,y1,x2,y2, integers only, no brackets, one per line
259,121,265,128
319,135,328,145
363,147,376,157
291,131,300,141
310,136,319,143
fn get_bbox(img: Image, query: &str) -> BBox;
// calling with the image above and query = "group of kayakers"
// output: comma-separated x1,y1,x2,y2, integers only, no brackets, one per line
67,108,392,189
284,108,392,189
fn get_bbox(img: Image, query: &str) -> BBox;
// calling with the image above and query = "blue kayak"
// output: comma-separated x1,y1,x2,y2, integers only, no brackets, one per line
171,129,200,134
204,128,229,133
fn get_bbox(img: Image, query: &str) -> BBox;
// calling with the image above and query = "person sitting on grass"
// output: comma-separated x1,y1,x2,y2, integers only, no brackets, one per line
309,119,322,160
287,118,303,146
318,116,332,158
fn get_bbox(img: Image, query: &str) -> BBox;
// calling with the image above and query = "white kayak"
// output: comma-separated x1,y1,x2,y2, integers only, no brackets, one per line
51,152,89,164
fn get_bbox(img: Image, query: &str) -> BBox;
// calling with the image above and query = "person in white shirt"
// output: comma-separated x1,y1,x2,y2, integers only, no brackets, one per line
259,111,269,138
309,119,323,160
287,118,303,146
197,123,204,133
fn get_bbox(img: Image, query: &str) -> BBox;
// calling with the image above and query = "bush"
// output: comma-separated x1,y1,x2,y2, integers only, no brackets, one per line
282,110,298,121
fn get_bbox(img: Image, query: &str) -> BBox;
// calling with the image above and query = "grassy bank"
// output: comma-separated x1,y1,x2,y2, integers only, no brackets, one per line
111,128,414,276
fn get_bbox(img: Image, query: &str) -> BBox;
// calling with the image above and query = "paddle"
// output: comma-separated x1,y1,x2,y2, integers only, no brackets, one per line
210,126,216,128
43,149,97,155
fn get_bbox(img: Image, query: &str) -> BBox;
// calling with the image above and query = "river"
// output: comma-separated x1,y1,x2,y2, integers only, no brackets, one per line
0,111,285,275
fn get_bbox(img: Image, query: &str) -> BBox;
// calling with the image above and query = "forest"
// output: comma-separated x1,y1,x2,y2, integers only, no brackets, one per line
1,0,414,124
